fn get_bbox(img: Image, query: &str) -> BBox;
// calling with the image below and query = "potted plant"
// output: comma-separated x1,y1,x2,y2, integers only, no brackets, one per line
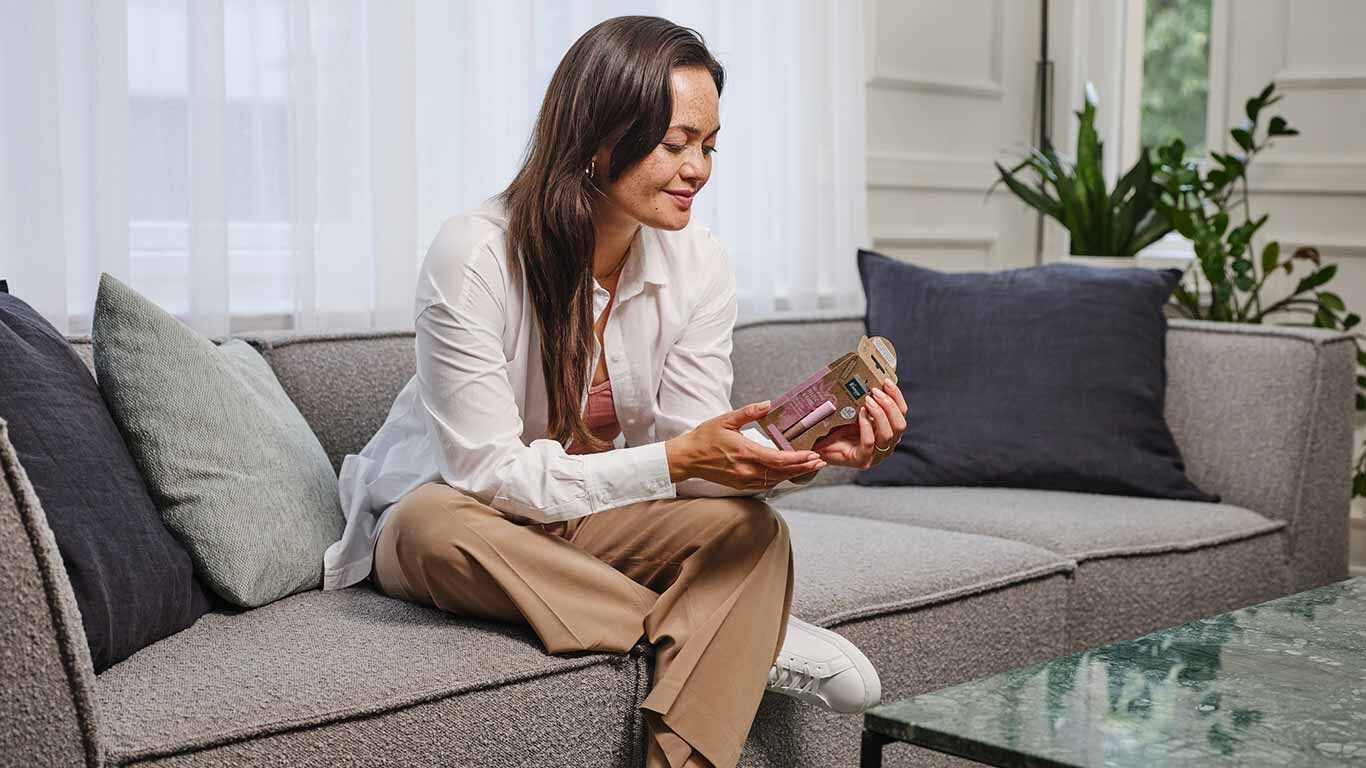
991,83,1177,266
1154,82,1366,500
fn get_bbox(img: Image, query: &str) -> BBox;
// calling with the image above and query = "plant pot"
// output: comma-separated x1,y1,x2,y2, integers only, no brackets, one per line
1061,253,1196,271
1061,255,1140,268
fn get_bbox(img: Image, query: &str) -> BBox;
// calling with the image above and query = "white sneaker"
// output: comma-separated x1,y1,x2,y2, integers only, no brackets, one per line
765,615,882,714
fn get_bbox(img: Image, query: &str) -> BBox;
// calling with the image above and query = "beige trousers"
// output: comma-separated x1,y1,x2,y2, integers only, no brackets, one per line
370,481,795,768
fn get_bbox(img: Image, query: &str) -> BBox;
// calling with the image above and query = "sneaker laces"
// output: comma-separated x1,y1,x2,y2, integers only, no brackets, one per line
768,657,820,694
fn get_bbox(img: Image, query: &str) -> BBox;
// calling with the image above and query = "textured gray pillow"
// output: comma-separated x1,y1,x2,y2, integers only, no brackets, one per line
91,273,343,607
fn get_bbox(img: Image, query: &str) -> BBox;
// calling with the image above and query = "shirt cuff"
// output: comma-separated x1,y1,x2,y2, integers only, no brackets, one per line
584,440,677,513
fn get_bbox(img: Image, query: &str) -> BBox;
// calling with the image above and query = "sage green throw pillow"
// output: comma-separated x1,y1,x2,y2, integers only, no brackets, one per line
91,273,343,607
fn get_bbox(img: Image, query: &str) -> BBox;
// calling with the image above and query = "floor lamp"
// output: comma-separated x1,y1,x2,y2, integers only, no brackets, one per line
1033,0,1054,266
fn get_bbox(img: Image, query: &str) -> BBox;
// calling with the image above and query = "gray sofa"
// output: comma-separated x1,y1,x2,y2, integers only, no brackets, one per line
3,314,1357,768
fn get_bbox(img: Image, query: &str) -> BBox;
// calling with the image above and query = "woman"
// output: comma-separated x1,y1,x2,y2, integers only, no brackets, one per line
325,15,908,768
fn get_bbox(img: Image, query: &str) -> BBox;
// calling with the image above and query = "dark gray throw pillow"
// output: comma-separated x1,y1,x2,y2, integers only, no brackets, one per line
0,292,210,672
854,249,1218,502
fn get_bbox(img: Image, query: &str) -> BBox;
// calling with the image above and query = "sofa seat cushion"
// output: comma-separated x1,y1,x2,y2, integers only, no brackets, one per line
778,508,1071,625
777,487,1290,650
743,510,1075,768
779,486,1284,561
95,588,648,767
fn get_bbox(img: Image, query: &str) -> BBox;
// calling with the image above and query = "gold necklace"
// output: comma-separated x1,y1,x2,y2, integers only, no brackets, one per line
595,248,629,286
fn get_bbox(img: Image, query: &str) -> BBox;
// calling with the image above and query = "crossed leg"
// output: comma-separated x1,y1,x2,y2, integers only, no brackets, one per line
370,482,794,768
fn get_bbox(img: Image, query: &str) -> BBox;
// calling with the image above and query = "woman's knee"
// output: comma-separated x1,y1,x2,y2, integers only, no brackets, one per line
705,496,786,545
384,484,486,568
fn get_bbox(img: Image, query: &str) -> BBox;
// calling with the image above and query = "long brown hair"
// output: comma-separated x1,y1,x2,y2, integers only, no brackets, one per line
495,16,724,452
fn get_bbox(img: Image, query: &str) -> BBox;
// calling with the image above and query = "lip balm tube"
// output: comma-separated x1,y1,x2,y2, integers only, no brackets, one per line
782,399,837,442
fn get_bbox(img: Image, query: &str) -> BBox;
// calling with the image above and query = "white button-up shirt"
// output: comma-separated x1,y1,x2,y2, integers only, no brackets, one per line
323,199,817,591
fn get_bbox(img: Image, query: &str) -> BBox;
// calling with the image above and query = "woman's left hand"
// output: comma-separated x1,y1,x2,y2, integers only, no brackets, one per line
810,379,908,470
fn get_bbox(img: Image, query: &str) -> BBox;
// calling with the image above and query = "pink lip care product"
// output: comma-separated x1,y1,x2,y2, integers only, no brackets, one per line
782,399,836,442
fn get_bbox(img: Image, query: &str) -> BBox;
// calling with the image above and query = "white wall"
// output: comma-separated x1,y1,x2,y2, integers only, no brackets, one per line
864,0,1366,573
863,0,1046,272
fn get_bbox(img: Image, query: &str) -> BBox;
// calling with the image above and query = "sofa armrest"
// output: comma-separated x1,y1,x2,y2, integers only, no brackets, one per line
0,419,103,767
1164,319,1357,591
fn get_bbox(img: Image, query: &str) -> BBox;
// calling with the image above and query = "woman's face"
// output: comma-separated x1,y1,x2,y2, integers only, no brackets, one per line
592,65,720,232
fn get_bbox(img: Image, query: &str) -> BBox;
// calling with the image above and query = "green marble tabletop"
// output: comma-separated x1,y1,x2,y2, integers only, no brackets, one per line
866,577,1366,767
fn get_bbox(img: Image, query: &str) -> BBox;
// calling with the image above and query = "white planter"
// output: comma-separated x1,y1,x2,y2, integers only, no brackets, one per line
1061,253,1196,271
1061,255,1140,268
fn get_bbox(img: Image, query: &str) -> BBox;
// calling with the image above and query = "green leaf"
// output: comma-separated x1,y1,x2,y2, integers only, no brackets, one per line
1358,393,1366,410
1357,375,1366,388
1258,82,1275,102
1261,242,1280,274
1213,211,1230,236
1319,292,1345,312
1315,307,1336,328
1233,258,1253,274
1232,128,1254,151
995,162,1063,219
1245,97,1261,123
1235,274,1255,291
1172,284,1200,313
1346,313,1361,330
1297,264,1338,293
1268,116,1290,135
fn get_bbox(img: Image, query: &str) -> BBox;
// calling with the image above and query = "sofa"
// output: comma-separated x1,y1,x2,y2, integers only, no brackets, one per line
2,313,1356,768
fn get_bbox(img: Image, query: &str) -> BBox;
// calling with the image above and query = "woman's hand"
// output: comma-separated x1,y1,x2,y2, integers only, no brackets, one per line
811,379,908,470
665,401,827,491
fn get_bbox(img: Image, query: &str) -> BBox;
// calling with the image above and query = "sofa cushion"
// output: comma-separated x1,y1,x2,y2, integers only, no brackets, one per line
777,508,1071,625
740,509,1074,768
0,292,210,672
236,331,418,473
92,274,344,608
778,486,1291,649
95,588,649,767
779,486,1284,562
854,249,1217,503
94,508,1074,768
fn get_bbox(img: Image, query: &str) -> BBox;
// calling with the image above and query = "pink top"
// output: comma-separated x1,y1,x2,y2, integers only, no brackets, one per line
566,377,622,454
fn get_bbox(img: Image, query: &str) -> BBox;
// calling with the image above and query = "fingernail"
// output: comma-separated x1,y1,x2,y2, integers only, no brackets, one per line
760,400,771,408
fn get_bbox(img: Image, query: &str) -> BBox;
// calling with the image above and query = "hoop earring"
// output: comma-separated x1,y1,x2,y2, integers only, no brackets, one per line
584,158,596,178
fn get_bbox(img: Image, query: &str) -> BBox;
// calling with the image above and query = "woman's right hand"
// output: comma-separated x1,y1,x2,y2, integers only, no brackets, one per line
664,401,827,491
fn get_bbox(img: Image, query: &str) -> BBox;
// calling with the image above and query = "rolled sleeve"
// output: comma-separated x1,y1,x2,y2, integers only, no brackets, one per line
417,248,674,525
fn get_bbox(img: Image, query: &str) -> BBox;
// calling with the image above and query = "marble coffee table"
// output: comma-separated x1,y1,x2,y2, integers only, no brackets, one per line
860,577,1366,767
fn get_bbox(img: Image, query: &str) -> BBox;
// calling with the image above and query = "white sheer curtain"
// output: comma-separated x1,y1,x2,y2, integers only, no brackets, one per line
1,0,867,336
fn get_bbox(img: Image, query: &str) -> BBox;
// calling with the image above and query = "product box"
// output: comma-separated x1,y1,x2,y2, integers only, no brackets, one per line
756,335,898,452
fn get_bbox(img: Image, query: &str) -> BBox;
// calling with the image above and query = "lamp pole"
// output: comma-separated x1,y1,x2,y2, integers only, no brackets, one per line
1033,0,1054,265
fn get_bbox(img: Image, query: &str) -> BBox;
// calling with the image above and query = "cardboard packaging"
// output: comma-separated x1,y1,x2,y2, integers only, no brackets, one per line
756,335,898,452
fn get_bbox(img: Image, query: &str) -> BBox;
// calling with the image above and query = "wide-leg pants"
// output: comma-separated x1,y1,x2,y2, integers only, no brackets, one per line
370,481,795,768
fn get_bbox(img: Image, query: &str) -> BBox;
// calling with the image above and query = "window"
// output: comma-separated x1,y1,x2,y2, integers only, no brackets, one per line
1139,0,1213,158
1122,0,1214,263
127,0,294,327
